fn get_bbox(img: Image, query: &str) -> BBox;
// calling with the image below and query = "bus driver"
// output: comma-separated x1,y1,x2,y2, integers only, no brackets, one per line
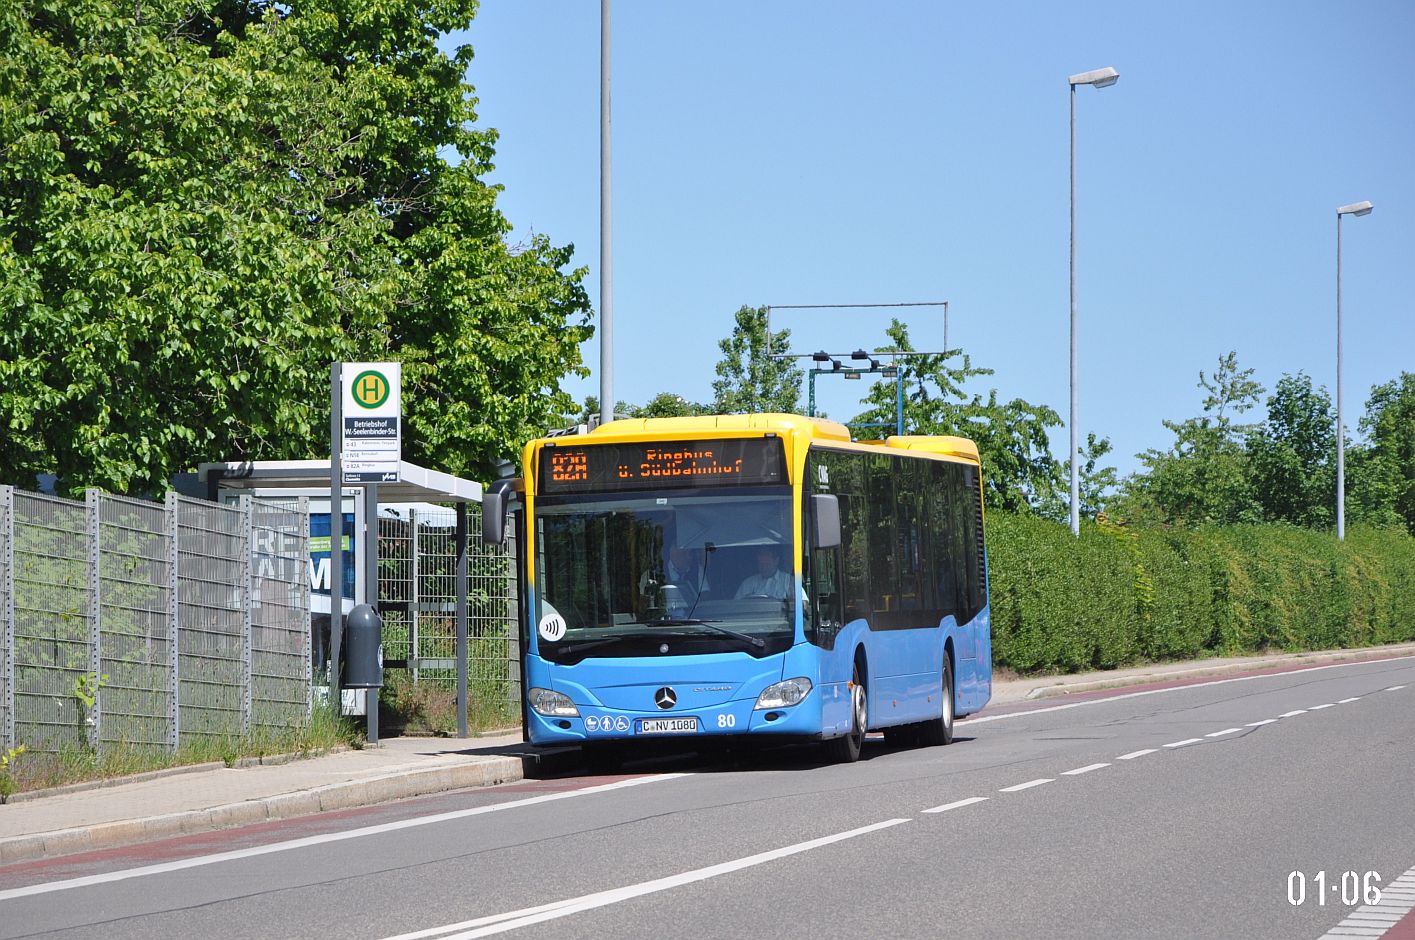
734,545,793,600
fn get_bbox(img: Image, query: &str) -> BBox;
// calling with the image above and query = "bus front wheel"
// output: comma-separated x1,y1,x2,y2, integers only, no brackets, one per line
824,663,867,763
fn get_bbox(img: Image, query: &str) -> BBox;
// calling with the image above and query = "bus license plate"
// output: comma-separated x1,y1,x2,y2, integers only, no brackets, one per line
636,717,699,735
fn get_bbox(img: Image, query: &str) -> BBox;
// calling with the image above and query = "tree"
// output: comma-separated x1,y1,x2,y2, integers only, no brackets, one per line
0,0,591,495
1112,351,1264,526
565,392,709,425
1349,372,1415,533
1077,433,1119,517
851,320,1063,514
1244,372,1336,527
624,393,710,419
711,305,803,414
1199,351,1265,427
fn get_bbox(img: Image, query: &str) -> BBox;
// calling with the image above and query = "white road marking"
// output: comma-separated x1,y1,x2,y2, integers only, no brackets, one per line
1163,738,1204,748
0,774,692,902
1245,719,1277,727
1338,697,1361,703
1116,748,1157,760
1310,703,1338,710
1318,863,1415,940
381,817,913,939
1205,728,1242,737
1061,763,1110,776
998,778,1054,793
1279,709,1308,717
922,797,989,814
964,654,1415,726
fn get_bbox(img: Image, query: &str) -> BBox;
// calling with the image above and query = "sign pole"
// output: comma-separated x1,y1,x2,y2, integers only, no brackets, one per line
337,361,400,742
364,481,379,744
329,363,344,711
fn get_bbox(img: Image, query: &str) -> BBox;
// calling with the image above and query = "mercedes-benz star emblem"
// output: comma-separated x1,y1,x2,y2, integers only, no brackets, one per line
654,687,677,710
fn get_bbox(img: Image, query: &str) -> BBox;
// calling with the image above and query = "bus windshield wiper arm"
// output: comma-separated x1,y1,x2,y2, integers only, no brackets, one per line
648,618,766,649
553,634,635,655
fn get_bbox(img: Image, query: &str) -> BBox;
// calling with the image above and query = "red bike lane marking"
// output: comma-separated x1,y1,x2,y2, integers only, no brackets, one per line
0,773,644,887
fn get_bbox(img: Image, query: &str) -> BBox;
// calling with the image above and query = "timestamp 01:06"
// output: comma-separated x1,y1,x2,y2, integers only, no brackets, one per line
1288,870,1381,907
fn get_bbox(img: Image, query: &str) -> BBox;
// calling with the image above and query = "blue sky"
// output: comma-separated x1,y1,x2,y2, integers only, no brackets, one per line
452,1,1413,476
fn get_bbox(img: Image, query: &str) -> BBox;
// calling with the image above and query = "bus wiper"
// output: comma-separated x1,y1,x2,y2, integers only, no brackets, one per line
648,617,766,649
552,634,636,655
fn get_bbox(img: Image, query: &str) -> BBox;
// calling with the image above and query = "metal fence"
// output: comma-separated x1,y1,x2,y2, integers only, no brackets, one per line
378,507,519,718
0,486,310,755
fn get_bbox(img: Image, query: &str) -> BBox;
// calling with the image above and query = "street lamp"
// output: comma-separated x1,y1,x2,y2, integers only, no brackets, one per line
598,0,614,426
1335,200,1373,541
1068,65,1119,537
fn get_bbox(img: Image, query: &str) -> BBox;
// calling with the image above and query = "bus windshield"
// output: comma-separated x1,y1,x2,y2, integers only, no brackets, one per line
533,488,798,663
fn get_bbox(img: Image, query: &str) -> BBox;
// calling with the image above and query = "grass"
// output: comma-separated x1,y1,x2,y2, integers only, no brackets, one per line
0,693,360,799
378,668,518,737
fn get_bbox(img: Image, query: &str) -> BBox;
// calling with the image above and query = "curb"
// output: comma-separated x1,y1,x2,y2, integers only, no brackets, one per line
0,755,524,866
1021,645,1415,701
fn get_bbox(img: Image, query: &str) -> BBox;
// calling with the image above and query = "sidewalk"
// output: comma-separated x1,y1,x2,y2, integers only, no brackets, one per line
987,641,1415,705
0,733,540,865
2,641,1412,866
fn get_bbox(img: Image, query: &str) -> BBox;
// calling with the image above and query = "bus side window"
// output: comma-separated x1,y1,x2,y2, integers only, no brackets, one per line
927,461,957,620
866,453,895,615
963,465,986,615
835,452,870,623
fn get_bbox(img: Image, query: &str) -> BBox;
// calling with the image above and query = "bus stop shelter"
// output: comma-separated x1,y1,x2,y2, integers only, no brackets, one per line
197,459,485,737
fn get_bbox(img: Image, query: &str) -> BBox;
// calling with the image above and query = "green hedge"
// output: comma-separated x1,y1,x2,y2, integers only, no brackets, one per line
985,512,1415,675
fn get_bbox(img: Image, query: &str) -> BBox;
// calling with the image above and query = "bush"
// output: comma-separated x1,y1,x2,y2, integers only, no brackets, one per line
985,512,1415,675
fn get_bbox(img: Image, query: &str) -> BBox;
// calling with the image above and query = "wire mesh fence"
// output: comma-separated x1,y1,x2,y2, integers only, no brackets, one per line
95,492,173,756
176,497,247,741
249,498,311,734
377,506,519,728
1,489,14,753
10,491,91,755
0,481,520,753
0,486,310,755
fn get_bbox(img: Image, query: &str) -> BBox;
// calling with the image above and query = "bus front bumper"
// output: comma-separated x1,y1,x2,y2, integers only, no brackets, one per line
526,691,822,745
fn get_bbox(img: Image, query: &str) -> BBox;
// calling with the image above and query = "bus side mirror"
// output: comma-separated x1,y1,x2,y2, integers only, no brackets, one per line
482,491,507,545
812,494,841,550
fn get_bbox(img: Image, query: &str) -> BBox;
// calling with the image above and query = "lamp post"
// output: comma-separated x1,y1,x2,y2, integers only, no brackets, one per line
598,0,614,426
1335,200,1373,541
1068,66,1119,537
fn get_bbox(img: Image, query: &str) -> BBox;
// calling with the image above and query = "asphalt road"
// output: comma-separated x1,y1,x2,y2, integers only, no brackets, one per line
3,655,1413,940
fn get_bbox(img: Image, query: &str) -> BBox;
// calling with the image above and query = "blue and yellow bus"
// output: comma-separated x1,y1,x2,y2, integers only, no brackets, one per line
482,413,991,763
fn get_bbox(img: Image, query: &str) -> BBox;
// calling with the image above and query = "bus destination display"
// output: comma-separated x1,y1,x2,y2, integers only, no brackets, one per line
540,438,786,493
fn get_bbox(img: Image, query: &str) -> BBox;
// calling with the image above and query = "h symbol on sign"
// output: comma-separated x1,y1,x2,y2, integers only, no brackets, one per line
359,374,383,402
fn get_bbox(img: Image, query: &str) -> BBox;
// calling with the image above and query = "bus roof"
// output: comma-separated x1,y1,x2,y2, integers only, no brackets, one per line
576,413,979,462
584,412,852,442
873,435,980,462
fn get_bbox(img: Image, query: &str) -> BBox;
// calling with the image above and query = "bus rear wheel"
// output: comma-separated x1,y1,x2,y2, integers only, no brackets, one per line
917,656,955,747
824,664,867,763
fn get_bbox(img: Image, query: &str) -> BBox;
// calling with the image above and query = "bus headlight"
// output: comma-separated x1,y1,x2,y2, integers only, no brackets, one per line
754,677,812,710
528,688,580,717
